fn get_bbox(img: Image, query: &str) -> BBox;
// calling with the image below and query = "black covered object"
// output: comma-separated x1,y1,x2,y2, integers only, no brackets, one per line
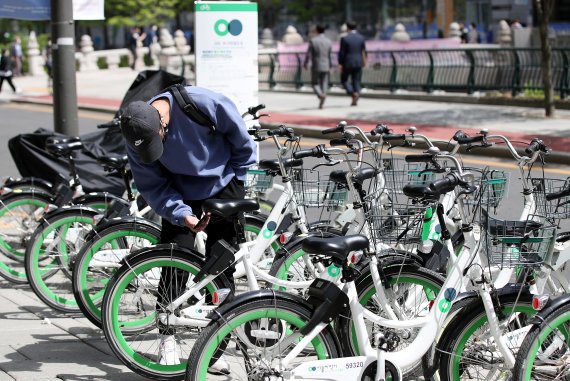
8,70,186,196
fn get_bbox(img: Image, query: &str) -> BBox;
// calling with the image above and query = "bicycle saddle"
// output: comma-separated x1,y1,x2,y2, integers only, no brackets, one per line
302,235,369,263
97,155,129,171
46,140,84,157
482,209,542,236
258,158,303,171
202,198,260,218
402,184,438,200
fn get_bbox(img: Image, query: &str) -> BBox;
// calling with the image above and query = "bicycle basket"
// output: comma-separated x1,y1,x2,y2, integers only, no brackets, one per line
381,158,437,194
291,169,348,209
481,210,556,269
464,168,510,209
245,168,274,193
364,190,426,244
532,177,570,220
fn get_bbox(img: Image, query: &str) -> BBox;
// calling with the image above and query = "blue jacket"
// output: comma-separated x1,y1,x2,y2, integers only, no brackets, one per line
338,31,366,69
126,86,257,226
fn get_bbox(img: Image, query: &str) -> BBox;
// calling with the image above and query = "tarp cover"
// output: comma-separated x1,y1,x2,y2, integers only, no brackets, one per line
8,70,185,196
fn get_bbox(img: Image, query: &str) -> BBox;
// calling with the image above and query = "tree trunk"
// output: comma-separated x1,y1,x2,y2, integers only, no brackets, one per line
534,0,555,117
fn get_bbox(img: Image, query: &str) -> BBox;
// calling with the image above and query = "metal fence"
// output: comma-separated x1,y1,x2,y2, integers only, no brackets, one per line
259,48,570,97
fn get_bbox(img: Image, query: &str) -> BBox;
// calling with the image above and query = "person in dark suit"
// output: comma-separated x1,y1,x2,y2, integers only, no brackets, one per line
338,21,367,106
304,24,332,109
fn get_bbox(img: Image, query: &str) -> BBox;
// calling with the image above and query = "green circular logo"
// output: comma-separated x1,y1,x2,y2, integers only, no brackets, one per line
327,265,340,277
214,19,229,36
214,19,243,36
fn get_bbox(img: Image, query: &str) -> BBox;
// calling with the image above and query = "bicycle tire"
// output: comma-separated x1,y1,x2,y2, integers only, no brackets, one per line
267,227,343,293
101,247,232,380
338,262,444,377
0,191,52,283
72,219,161,328
437,289,534,381
512,302,570,381
25,206,100,312
185,294,341,381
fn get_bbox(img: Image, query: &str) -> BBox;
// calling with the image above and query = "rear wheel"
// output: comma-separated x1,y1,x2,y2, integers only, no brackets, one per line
101,248,232,380
185,296,341,381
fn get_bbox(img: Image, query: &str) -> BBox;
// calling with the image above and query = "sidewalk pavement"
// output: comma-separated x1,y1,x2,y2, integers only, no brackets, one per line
1,68,569,162
0,280,146,381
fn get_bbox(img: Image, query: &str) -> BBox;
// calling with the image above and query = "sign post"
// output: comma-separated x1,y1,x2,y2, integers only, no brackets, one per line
194,1,258,114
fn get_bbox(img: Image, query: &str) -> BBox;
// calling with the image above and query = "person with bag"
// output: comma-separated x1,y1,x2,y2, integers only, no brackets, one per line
338,21,367,106
0,49,18,93
120,84,257,370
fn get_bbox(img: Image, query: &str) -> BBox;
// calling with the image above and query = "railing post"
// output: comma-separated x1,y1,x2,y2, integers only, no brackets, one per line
512,49,521,97
560,49,569,99
295,53,302,89
426,50,434,93
269,54,276,89
389,51,397,93
466,49,475,95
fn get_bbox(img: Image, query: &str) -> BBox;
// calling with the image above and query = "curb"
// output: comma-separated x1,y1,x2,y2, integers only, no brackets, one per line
260,121,570,165
267,87,570,110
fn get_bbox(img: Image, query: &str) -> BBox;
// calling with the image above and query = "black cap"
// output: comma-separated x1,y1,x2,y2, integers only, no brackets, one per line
120,101,163,164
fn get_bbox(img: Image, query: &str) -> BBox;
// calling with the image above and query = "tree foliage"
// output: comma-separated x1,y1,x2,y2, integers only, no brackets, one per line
286,0,342,23
104,0,182,27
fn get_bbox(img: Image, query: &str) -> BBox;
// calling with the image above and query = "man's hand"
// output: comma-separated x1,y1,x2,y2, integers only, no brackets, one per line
184,213,211,233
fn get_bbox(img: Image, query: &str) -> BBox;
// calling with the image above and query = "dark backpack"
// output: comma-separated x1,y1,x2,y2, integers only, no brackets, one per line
167,84,216,134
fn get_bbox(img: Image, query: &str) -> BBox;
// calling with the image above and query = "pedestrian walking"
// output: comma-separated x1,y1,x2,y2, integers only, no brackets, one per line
468,23,479,44
303,24,332,109
128,26,146,70
0,49,19,93
338,21,367,106
10,36,23,76
120,85,257,370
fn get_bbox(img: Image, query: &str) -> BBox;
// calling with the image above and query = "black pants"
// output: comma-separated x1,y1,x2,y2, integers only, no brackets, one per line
0,76,16,92
157,177,245,334
341,67,362,95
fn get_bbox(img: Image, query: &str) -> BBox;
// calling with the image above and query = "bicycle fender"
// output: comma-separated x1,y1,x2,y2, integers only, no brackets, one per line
91,215,161,232
41,204,100,221
121,243,205,266
73,193,130,208
528,293,570,325
206,289,312,322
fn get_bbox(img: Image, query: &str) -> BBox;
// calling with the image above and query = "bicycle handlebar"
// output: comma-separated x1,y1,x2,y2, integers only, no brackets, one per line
267,126,295,137
330,138,349,147
546,185,570,201
405,154,434,163
293,145,326,159
370,124,390,136
383,134,406,141
429,173,462,194
453,130,486,145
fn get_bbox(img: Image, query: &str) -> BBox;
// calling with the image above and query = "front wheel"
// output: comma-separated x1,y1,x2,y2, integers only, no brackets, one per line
513,302,570,381
0,192,52,284
25,207,99,312
437,290,534,381
72,220,161,328
101,248,232,380
185,294,341,381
